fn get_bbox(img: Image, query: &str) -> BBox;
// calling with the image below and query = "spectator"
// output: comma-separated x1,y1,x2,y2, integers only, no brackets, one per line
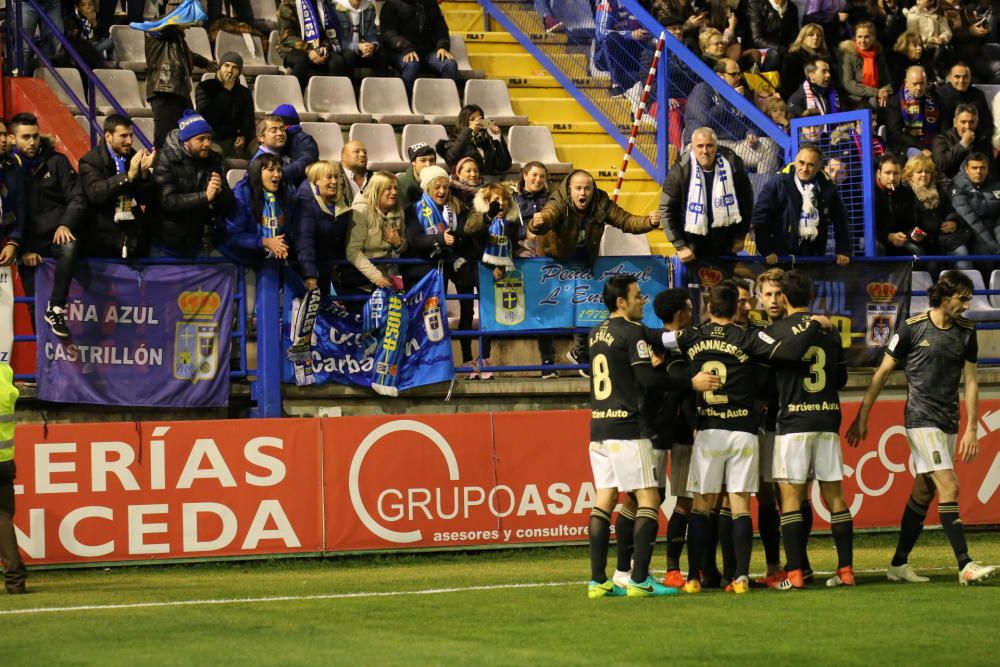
800,2,848,57
293,160,353,294
528,170,660,370
10,113,86,338
537,0,566,33
905,0,952,80
844,0,906,47
884,66,941,158
343,171,406,306
436,105,513,177
97,0,143,42
902,154,972,270
825,155,848,185
450,157,485,211
339,140,372,209
19,0,64,76
697,28,727,69
952,2,998,84
379,0,459,96
218,154,295,265
397,142,438,210
938,63,993,148
195,52,254,161
64,0,111,71
151,110,233,257
744,0,800,72
333,0,394,89
752,145,852,264
78,114,156,260
873,153,920,255
276,0,348,90
950,153,1000,261
703,0,740,60
788,57,844,117
144,24,216,149
933,104,993,185
270,105,319,187
762,97,790,131
888,31,936,89
205,0,255,24
0,119,25,270
660,127,754,267
594,0,657,98
780,23,836,100
839,20,892,108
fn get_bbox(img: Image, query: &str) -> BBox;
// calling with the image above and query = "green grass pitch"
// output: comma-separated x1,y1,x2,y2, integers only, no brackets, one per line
2,531,997,666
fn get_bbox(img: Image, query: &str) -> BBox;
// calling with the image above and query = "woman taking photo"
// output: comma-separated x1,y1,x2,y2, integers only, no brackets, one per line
436,104,512,178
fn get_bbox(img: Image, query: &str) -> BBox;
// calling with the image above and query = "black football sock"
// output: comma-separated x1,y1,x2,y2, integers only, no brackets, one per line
891,497,929,567
718,508,736,581
615,505,636,573
758,501,781,568
781,510,804,572
589,507,612,583
703,509,721,577
631,507,660,583
938,502,972,570
666,510,689,572
732,513,753,580
830,509,854,569
686,510,709,583
800,499,814,573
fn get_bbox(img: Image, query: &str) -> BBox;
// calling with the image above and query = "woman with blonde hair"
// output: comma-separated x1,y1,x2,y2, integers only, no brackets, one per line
888,31,932,88
342,171,406,310
780,23,834,99
697,27,726,68
900,154,972,270
293,160,352,294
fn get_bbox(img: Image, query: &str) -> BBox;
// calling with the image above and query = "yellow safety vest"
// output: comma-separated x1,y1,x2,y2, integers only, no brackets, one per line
0,364,17,462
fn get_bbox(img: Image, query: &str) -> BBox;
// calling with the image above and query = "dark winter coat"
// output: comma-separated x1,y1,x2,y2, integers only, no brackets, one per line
908,185,970,253
0,157,26,249
932,128,993,185
379,0,451,56
151,129,234,257
683,81,749,144
144,26,211,101
436,128,513,176
937,83,994,148
949,165,1000,254
195,78,254,143
396,166,421,211
18,138,87,253
218,177,297,265
883,90,943,155
874,182,920,251
78,140,156,258
745,0,799,53
292,178,352,280
750,171,851,257
659,147,754,257
284,126,319,186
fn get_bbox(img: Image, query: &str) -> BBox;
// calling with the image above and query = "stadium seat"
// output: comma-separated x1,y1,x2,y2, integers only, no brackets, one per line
110,25,146,72
400,124,448,165
75,115,106,136
266,30,287,71
411,78,461,126
94,69,152,117
301,122,344,160
463,80,528,126
910,270,933,314
508,125,572,173
227,169,247,189
955,269,1000,320
36,67,88,113
253,74,320,121
250,0,279,29
990,270,1000,309
132,116,155,147
975,84,1000,106
348,123,408,172
359,77,424,125
449,34,485,79
183,27,215,70
214,31,279,76
305,76,372,124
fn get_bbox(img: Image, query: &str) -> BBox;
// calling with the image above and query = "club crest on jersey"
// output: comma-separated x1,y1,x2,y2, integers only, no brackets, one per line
494,269,525,326
636,339,651,359
422,295,445,342
757,330,775,345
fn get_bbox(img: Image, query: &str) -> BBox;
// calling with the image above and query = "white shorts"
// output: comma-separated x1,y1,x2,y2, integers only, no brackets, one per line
759,431,775,483
773,432,843,484
687,429,759,495
654,449,667,488
589,438,658,492
906,427,956,474
669,444,693,499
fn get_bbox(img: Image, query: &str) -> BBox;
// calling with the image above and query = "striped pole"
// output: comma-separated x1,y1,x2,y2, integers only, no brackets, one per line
612,31,665,203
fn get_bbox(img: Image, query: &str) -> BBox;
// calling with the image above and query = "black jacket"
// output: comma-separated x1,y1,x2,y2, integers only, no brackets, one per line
144,26,211,100
195,78,254,143
0,157,26,249
883,90,943,155
932,128,993,185
292,179,351,280
379,0,451,56
150,129,234,257
746,0,799,53
873,183,920,251
751,171,851,257
79,140,156,258
937,83,994,148
436,128,513,176
19,138,87,253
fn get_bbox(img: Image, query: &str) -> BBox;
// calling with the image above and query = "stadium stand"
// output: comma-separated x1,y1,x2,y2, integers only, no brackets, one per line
252,74,320,121
347,123,409,172
304,76,372,124
411,78,462,126
359,77,425,126
301,121,345,161
400,124,449,165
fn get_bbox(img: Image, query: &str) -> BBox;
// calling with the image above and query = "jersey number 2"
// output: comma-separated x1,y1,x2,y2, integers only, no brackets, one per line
700,360,727,404
593,354,612,400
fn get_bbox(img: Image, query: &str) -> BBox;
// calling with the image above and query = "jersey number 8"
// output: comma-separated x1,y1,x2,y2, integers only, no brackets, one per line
593,354,612,400
700,360,727,404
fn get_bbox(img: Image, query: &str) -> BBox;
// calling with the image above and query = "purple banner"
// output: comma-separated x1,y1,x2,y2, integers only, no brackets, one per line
36,260,235,407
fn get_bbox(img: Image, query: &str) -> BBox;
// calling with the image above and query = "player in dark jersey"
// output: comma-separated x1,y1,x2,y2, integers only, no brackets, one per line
586,275,719,598
766,270,854,589
664,280,829,594
848,271,996,585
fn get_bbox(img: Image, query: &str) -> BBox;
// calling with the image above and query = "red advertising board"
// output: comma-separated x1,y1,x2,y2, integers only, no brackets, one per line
13,418,324,565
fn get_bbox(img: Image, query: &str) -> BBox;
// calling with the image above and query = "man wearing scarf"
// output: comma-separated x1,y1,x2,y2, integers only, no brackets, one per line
788,58,843,118
78,114,156,260
276,0,349,89
10,113,87,339
751,145,852,265
886,66,942,159
661,127,753,269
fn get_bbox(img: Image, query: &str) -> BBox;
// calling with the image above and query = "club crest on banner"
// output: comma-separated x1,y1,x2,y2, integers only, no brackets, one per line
866,282,899,347
494,270,525,326
422,295,445,342
174,289,221,383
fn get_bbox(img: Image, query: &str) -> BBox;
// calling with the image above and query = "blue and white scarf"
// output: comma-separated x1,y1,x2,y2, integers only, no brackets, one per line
296,0,341,52
261,190,282,257
109,147,137,222
683,153,741,236
417,192,455,236
794,176,820,242
482,215,514,268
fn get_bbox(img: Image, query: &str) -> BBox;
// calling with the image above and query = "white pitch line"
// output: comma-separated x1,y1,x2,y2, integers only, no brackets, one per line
0,565,987,617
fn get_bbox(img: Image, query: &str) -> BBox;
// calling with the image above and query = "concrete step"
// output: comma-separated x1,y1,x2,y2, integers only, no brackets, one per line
465,41,529,55
553,143,639,171
506,87,574,99
468,54,553,78
511,98,596,124
442,10,484,32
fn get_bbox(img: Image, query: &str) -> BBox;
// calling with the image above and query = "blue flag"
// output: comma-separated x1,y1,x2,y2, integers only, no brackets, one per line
130,0,207,32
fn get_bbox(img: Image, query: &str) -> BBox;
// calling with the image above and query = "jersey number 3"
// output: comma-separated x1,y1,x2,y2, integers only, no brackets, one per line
803,346,827,393
593,354,612,400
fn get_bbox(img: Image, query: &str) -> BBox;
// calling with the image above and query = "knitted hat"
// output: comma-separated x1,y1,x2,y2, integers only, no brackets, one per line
219,51,243,70
273,104,300,125
419,165,450,190
177,109,213,141
407,142,436,162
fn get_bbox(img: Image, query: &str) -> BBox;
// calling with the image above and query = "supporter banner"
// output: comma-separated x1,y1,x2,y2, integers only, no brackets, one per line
13,419,324,565
281,269,453,392
686,260,912,366
35,261,234,407
0,266,11,364
478,256,670,332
